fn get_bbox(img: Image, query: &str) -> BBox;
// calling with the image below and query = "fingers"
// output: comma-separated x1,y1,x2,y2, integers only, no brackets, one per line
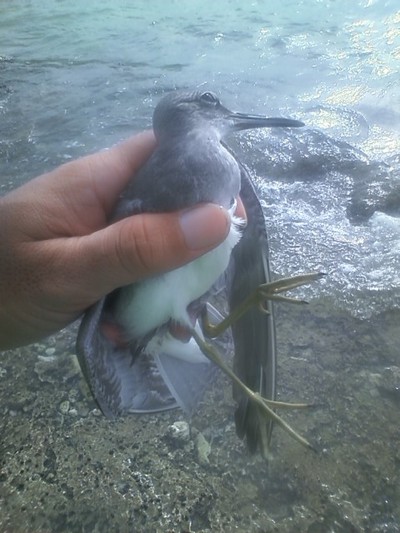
109,131,157,177
86,131,157,202
39,131,157,217
68,204,231,299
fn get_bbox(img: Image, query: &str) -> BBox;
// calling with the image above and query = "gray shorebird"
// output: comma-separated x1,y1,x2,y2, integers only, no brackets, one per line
77,90,321,457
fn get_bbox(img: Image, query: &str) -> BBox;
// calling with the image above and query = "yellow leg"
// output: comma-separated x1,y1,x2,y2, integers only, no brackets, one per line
191,329,316,453
202,272,325,338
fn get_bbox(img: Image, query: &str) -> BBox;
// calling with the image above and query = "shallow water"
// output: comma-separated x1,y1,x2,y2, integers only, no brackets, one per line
1,1,400,531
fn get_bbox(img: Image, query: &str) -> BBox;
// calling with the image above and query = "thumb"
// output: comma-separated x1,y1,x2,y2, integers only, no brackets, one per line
76,203,231,298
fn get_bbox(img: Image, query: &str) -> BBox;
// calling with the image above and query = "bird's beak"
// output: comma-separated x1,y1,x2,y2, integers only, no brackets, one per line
229,111,304,131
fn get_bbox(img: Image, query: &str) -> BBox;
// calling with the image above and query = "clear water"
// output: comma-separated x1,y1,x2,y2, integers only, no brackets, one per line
1,1,400,531
1,0,399,319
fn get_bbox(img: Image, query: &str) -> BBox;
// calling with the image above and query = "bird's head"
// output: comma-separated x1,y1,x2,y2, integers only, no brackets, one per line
152,89,304,142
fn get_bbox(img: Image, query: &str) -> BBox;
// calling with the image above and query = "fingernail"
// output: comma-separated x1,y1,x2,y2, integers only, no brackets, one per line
179,204,230,251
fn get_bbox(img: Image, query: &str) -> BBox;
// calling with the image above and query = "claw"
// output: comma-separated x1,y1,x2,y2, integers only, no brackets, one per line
202,271,325,339
195,271,325,456
191,329,316,455
255,272,326,306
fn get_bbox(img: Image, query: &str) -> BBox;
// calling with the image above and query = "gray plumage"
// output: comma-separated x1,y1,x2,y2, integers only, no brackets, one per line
76,89,304,454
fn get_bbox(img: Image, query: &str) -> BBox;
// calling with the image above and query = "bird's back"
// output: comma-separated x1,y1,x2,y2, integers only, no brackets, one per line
120,134,241,214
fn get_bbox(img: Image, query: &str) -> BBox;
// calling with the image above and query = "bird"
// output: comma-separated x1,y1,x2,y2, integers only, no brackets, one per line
76,89,322,458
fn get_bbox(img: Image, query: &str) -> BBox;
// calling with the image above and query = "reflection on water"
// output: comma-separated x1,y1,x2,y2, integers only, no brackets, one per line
1,1,400,531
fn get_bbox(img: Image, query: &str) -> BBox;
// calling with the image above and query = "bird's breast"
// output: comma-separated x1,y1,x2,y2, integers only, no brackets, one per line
114,213,244,341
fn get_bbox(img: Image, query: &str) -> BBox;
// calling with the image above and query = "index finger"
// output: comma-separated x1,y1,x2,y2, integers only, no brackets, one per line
36,131,157,220
85,131,157,208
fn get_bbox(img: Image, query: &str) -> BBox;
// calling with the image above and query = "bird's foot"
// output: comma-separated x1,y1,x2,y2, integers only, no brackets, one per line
253,272,325,312
202,272,325,338
191,329,315,455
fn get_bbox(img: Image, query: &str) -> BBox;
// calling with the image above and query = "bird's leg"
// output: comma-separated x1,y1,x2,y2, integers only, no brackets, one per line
202,272,324,338
194,272,323,452
191,329,315,451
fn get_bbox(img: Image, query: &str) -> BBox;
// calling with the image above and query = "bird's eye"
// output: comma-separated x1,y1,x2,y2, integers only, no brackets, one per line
200,91,219,106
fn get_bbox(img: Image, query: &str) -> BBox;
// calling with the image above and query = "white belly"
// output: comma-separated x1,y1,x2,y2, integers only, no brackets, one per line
116,215,243,340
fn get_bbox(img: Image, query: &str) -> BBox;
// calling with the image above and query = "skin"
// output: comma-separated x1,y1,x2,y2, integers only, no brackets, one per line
0,131,246,350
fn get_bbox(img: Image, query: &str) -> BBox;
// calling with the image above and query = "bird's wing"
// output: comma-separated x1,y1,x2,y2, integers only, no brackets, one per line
76,294,226,417
76,294,179,416
226,160,277,456
76,194,179,417
75,154,229,418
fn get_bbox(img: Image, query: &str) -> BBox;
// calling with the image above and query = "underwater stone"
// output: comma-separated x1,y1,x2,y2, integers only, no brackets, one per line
195,432,211,465
59,400,70,414
168,421,190,442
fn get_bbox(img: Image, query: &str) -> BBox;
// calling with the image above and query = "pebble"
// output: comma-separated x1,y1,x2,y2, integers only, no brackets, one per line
195,432,211,465
59,400,70,414
168,421,190,442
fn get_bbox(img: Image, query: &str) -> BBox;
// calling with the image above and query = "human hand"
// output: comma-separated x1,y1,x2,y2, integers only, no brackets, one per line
0,131,244,349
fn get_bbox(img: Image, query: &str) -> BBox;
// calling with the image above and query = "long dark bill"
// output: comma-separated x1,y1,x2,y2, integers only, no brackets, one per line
230,112,304,131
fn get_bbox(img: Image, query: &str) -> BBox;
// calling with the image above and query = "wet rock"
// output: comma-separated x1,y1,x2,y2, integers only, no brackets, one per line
347,156,400,223
1,304,400,531
376,366,400,407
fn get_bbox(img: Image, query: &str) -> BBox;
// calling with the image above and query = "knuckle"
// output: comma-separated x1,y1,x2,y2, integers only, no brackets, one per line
116,216,164,278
